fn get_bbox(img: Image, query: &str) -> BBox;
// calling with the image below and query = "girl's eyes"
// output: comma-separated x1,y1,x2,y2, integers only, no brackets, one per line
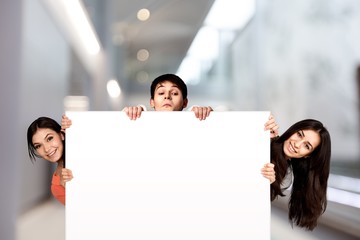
296,131,311,150
34,136,54,149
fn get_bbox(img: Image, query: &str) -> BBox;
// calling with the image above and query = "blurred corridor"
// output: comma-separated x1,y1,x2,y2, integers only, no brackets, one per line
1,0,360,239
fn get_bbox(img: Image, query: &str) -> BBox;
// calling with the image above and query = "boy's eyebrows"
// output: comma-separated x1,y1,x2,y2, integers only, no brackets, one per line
155,85,164,91
155,83,179,90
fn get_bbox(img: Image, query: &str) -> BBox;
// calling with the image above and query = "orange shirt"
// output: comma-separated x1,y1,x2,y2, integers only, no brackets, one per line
51,173,65,205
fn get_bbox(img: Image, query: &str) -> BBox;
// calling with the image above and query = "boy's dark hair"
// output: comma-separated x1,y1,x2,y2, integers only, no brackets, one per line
150,74,187,100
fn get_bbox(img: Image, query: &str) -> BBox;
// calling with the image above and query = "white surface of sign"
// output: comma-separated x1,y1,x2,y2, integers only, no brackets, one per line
65,111,270,240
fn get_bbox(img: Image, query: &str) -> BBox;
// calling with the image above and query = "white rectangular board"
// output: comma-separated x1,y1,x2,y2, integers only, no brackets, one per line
65,111,270,240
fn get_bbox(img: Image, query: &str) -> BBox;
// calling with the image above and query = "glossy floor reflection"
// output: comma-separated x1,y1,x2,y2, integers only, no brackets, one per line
16,199,358,240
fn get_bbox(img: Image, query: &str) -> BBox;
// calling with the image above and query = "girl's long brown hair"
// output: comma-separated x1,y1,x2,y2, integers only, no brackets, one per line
270,119,331,230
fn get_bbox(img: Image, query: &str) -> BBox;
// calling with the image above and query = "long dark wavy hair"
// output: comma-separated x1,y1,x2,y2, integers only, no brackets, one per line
27,117,65,164
270,119,331,230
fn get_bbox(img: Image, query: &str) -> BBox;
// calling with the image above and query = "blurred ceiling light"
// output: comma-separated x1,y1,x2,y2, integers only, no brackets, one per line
137,49,150,61
205,0,255,30
177,0,255,84
112,34,125,46
107,79,121,98
111,22,128,45
177,56,201,84
136,71,149,83
63,96,89,111
188,26,219,60
62,0,100,55
137,8,151,21
176,26,218,84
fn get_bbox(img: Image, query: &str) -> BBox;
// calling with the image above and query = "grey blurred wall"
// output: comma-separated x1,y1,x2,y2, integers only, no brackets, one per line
19,0,70,208
0,0,70,239
231,0,360,164
0,1,23,239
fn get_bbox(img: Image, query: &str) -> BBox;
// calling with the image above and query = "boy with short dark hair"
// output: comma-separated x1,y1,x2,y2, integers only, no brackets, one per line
124,73,213,120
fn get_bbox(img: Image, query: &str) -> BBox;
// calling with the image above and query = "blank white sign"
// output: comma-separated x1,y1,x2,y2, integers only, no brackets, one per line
65,111,270,240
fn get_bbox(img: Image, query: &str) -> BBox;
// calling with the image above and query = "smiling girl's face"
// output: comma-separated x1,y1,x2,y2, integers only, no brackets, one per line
32,128,64,163
283,129,321,159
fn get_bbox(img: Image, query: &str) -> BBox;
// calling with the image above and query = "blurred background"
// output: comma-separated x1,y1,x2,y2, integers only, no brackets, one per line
1,0,359,239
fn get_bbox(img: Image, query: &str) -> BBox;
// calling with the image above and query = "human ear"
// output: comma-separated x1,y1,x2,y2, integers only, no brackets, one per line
182,98,188,108
150,98,155,108
60,132,65,141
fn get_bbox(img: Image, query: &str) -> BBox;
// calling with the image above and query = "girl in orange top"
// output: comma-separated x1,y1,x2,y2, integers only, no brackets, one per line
27,116,73,205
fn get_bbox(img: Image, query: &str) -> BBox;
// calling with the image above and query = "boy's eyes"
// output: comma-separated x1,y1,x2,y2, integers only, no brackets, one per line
157,91,179,95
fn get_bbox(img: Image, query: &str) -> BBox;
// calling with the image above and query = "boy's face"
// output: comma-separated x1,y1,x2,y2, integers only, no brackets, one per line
150,80,188,111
